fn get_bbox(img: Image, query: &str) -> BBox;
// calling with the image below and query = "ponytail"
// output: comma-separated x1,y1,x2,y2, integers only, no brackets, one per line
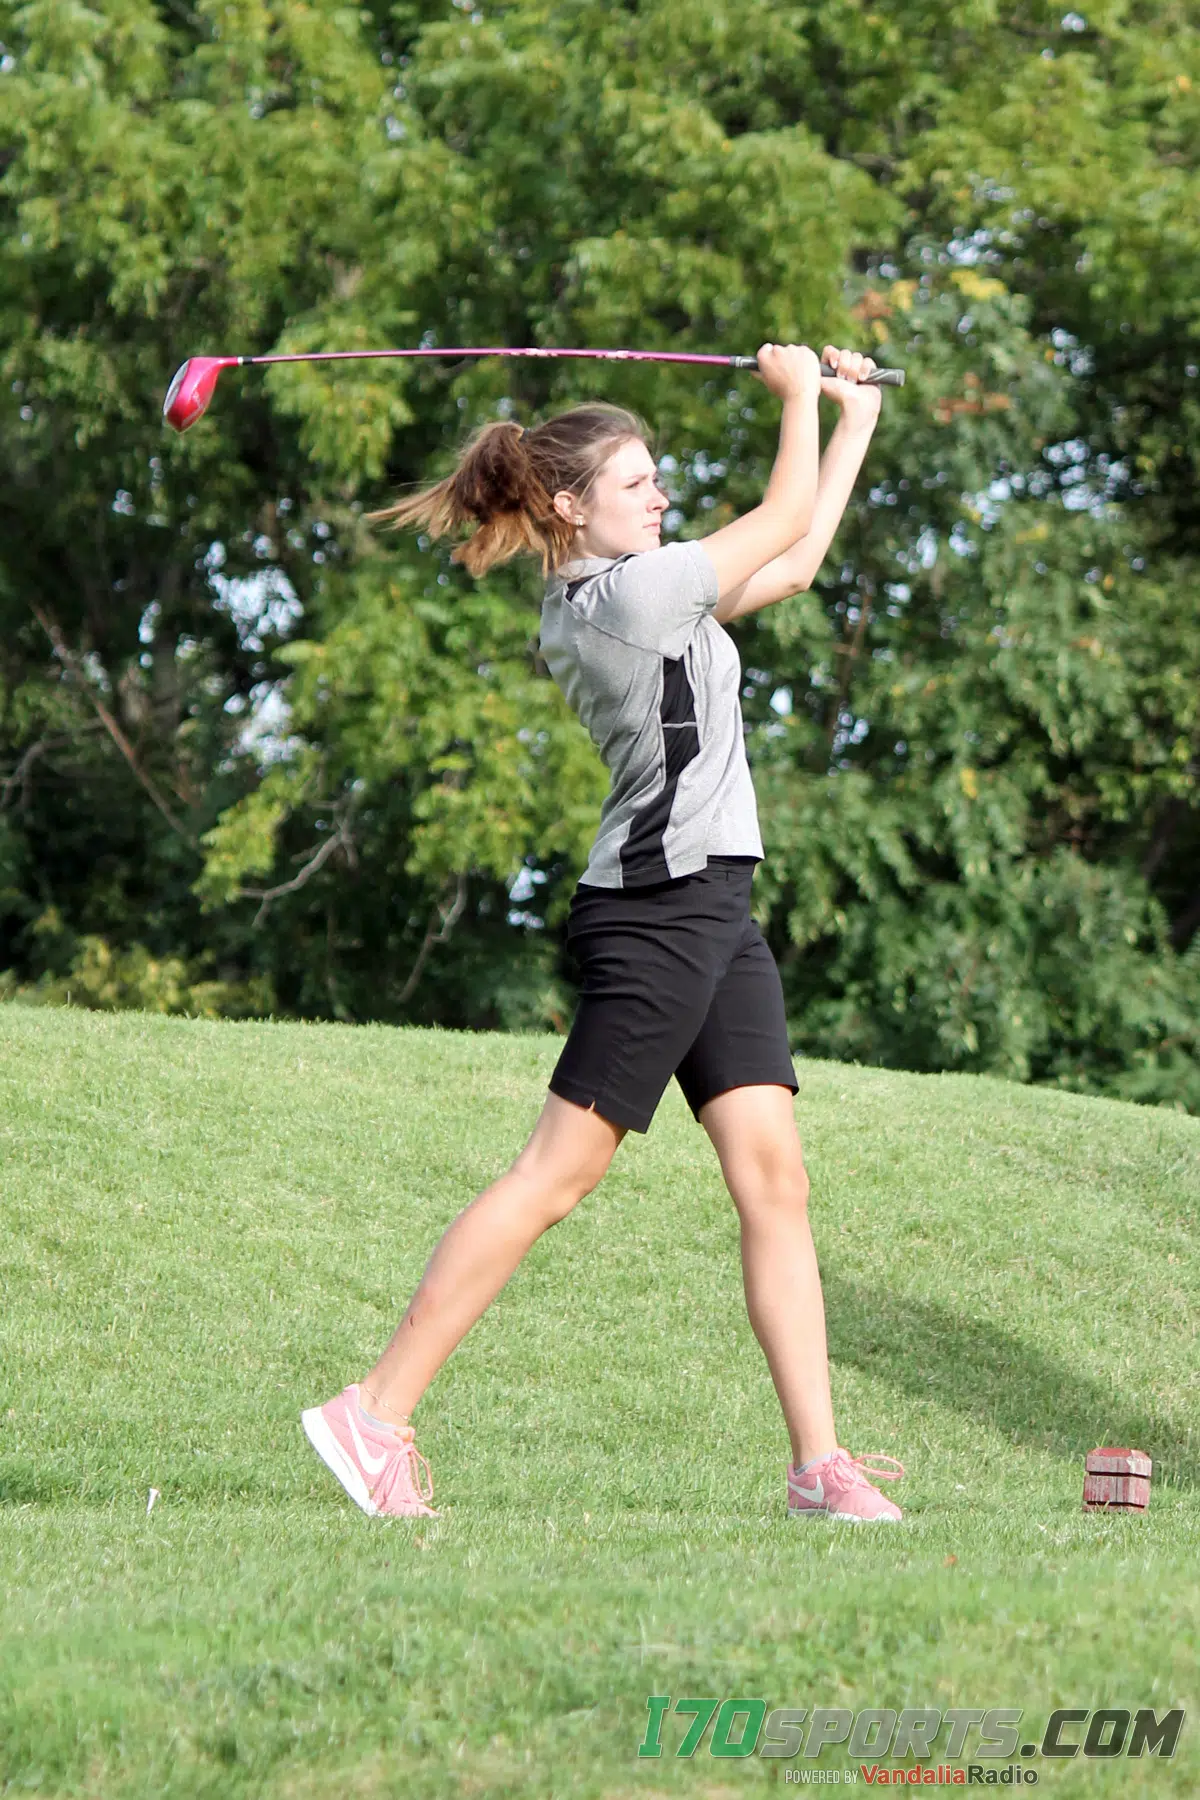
368,404,648,576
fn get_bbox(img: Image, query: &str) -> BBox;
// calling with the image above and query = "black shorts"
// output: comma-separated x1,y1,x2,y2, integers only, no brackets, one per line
549,856,798,1134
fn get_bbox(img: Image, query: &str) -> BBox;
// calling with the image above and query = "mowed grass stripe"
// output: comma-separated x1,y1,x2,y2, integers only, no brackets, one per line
1,1006,1196,1797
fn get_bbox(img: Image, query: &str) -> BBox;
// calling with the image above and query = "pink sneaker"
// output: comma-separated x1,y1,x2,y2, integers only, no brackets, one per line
787,1448,905,1522
301,1383,437,1518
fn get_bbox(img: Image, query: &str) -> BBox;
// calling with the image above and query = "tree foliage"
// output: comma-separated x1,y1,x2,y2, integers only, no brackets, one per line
2,0,1198,1107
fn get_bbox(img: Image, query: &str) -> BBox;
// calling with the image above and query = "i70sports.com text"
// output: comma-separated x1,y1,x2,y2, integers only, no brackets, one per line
637,1700,1185,1777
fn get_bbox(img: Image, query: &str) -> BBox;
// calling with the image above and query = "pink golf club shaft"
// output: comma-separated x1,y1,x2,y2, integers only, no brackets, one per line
163,345,904,432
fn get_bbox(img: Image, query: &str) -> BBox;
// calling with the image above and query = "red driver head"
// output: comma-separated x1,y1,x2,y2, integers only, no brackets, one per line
162,357,240,432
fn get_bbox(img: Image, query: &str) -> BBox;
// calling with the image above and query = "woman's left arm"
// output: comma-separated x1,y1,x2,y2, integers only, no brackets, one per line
713,355,882,623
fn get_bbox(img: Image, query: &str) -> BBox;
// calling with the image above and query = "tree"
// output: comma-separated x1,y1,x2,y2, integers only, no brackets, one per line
1,0,1197,1105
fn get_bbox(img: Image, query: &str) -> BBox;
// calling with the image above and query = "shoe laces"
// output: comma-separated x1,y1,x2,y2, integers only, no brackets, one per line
372,1428,436,1512
827,1448,905,1488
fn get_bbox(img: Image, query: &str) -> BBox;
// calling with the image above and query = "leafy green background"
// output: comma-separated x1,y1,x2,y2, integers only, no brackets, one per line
2,0,1199,1107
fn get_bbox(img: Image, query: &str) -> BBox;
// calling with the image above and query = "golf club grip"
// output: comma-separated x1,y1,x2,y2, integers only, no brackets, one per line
730,356,904,386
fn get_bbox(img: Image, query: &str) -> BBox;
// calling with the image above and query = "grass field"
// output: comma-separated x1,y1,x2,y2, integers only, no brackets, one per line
1,1005,1197,1798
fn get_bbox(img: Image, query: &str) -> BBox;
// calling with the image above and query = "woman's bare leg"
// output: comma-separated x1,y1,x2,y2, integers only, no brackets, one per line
698,1084,837,1468
360,1093,625,1423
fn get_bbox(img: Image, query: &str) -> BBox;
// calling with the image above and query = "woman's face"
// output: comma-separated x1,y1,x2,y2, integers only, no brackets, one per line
556,437,668,560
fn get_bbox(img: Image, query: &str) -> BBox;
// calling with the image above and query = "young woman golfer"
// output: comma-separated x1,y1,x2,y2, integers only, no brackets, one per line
302,341,906,1522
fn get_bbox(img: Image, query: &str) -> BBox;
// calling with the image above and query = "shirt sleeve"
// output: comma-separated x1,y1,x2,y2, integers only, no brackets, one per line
584,541,719,658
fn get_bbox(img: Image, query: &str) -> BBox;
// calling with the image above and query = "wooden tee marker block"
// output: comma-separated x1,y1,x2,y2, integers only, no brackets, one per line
1083,1447,1152,1512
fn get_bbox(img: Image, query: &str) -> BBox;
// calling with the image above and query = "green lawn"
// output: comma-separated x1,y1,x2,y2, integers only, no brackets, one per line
1,1005,1197,1798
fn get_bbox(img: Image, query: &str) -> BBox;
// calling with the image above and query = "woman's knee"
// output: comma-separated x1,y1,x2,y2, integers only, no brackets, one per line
507,1134,617,1226
508,1094,622,1215
730,1154,811,1224
505,1155,607,1230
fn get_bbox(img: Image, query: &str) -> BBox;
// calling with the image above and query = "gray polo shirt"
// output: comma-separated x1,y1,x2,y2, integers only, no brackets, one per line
539,540,764,888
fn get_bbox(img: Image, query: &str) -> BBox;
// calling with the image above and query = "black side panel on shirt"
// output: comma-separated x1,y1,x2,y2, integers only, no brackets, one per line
619,654,701,885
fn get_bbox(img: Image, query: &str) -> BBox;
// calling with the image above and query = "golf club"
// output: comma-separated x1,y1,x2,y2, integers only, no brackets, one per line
162,346,905,433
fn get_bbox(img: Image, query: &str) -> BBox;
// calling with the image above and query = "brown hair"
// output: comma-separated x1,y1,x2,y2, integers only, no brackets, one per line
366,402,649,576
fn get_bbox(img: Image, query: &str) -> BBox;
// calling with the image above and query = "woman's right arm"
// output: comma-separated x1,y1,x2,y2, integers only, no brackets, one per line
699,343,822,600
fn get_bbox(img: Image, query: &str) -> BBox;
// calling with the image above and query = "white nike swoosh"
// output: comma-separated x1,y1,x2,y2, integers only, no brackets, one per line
790,1473,825,1505
346,1406,391,1473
